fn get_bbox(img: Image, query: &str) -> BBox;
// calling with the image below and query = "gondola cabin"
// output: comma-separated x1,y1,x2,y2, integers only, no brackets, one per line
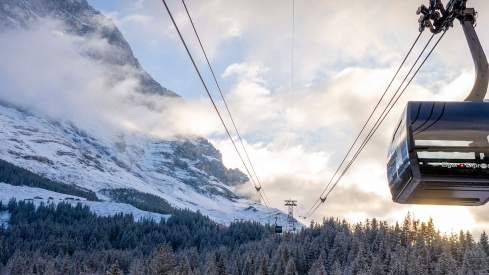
387,101,489,205
275,225,283,234
387,0,489,206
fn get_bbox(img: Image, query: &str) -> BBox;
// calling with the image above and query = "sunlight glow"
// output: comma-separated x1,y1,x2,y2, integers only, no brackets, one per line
391,205,476,233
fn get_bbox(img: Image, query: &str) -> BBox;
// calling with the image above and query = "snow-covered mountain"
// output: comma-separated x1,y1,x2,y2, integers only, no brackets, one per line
0,0,176,97
0,182,171,224
0,0,296,227
0,102,279,223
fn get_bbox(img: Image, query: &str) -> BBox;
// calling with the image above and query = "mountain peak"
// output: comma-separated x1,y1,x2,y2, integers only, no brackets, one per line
0,0,178,97
0,0,291,225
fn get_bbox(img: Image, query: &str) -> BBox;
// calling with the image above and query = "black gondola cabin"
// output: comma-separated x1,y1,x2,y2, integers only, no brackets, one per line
387,101,489,205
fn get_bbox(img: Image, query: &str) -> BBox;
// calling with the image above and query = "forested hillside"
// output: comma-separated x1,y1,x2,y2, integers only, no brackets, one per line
0,0,287,225
0,159,98,201
0,201,488,274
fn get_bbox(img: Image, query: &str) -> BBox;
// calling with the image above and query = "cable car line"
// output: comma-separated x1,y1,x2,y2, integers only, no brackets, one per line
291,0,295,92
306,30,447,218
384,4,489,204
305,32,431,217
180,0,271,207
319,31,446,211
160,0,269,207
316,31,447,212
162,0,481,218
303,31,426,217
370,32,447,143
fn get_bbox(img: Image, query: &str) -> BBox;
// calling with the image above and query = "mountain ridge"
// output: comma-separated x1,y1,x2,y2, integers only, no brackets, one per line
0,0,294,227
0,0,177,97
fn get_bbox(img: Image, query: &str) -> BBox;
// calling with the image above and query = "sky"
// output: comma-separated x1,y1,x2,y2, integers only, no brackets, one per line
81,0,489,234
6,0,489,234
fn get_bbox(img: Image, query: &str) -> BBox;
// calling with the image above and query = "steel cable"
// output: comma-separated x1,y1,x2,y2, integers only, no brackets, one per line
307,31,447,217
180,0,271,206
160,0,269,207
304,32,425,217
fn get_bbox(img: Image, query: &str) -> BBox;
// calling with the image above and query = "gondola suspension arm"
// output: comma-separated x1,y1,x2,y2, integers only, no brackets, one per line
418,0,488,101
385,0,489,206
461,9,489,101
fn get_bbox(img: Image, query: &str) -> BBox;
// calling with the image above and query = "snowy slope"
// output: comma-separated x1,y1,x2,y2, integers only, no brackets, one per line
0,0,299,227
0,103,293,226
0,182,169,222
0,210,9,228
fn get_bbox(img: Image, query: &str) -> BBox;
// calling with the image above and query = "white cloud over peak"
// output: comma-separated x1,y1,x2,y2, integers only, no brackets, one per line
11,0,489,232
0,18,223,140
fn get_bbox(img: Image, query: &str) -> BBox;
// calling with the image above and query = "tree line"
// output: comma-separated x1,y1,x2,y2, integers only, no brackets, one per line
0,200,488,274
0,159,98,201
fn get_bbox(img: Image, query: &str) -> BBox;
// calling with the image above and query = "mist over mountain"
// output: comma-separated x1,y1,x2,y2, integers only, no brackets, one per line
0,0,176,97
0,0,291,226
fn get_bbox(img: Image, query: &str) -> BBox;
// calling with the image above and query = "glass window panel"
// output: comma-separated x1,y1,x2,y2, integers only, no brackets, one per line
415,139,472,147
388,124,402,159
401,140,409,162
417,151,475,159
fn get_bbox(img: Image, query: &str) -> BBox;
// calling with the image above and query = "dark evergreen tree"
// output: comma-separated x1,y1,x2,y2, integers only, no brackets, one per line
434,250,457,275
461,246,489,274
204,254,218,275
308,255,326,275
107,260,123,275
0,200,487,274
150,245,178,274
284,258,298,275
0,159,98,200
480,231,489,256
174,256,194,275
214,252,227,275
257,257,270,275
129,259,146,275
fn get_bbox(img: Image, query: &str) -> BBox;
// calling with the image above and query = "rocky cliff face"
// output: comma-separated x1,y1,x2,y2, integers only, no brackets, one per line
0,0,176,97
0,0,291,225
0,101,288,225
0,102,241,201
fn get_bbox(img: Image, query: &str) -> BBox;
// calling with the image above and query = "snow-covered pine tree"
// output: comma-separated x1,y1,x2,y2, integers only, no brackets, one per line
149,245,178,274
284,258,298,275
106,260,123,275
308,255,327,275
480,231,489,256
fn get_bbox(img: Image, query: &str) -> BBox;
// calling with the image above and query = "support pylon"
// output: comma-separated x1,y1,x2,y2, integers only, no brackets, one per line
284,199,297,231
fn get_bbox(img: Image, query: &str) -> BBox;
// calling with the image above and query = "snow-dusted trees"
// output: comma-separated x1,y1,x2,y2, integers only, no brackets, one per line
1,201,488,274
150,245,178,274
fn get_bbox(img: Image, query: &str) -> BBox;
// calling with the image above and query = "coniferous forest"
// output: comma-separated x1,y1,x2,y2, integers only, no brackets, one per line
0,200,488,274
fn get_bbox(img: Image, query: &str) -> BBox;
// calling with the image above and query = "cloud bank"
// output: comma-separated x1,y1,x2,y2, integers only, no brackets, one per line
0,18,222,140
92,0,489,233
4,0,489,234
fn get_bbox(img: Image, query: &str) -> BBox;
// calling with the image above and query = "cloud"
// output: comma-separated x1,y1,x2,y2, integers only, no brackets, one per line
5,17,480,230
129,1,485,80
9,0,489,232
207,57,488,231
88,0,489,232
0,17,223,140
98,0,489,93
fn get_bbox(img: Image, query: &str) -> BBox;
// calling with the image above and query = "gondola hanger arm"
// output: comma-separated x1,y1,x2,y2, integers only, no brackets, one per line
418,0,488,101
460,8,489,101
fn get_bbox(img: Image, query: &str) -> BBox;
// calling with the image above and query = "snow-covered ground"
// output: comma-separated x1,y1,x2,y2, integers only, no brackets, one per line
0,0,297,228
0,210,10,228
0,182,302,231
0,182,170,223
0,103,296,227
